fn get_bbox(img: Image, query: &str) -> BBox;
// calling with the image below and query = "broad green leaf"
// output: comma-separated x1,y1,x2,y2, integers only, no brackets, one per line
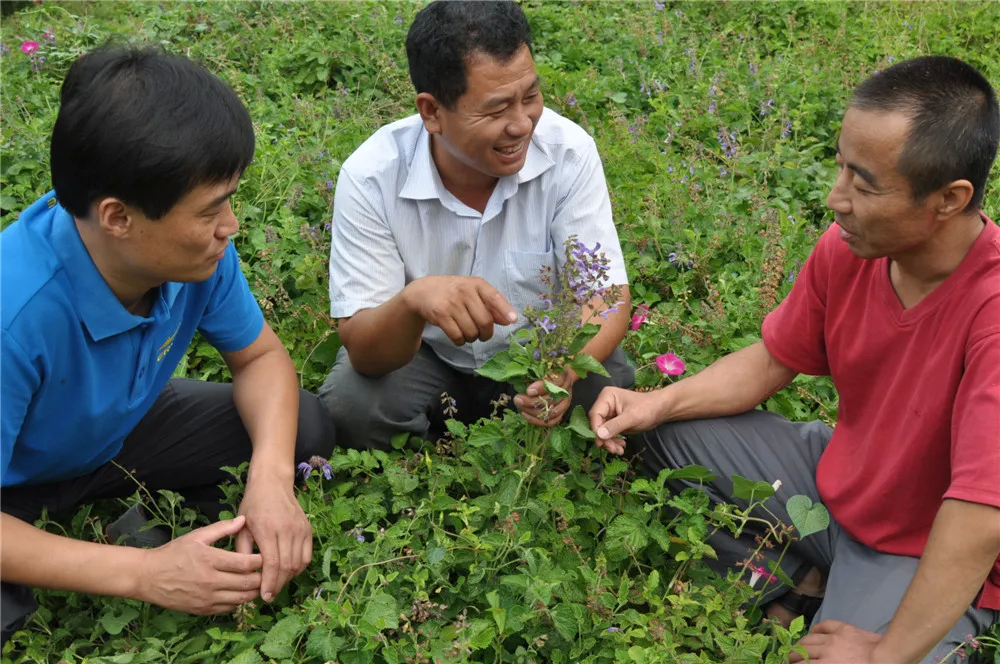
306,626,344,661
766,560,797,588
445,419,468,438
731,474,776,502
569,352,609,378
550,426,571,453
467,421,504,447
662,465,716,483
225,650,264,664
99,606,139,636
543,380,570,400
259,616,305,659
567,406,595,440
476,352,530,382
606,515,649,550
786,494,831,538
360,592,399,632
568,324,601,354
550,603,579,641
467,619,496,650
426,545,447,567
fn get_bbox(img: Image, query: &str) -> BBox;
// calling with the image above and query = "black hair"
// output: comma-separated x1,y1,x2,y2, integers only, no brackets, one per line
405,1,533,110
50,44,255,220
850,55,999,210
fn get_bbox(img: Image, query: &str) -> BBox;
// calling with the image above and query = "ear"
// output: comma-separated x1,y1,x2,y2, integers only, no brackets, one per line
94,197,134,239
415,92,444,135
934,179,975,220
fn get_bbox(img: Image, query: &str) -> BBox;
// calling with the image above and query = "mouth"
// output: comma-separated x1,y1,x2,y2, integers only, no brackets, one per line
835,220,858,242
494,141,526,158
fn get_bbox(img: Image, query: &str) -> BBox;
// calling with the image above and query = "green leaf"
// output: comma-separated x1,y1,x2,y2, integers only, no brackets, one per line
569,352,609,379
445,419,468,438
550,603,579,641
467,420,504,447
662,465,716,483
550,426,571,453
476,352,529,382
306,626,344,661
786,494,831,538
567,406,595,440
568,324,601,354
360,592,399,632
610,91,628,104
426,545,447,567
259,616,305,659
766,560,797,588
467,619,497,650
225,649,264,664
606,515,649,550
543,380,570,400
99,606,139,636
731,475,776,502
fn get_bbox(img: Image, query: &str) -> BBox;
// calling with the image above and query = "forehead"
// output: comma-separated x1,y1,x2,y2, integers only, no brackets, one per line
461,44,537,103
839,107,912,176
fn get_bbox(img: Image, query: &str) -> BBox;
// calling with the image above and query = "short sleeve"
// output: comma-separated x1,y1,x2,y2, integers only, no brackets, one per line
328,168,406,318
549,138,628,287
944,324,1000,508
1,331,40,484
761,226,834,376
196,243,265,352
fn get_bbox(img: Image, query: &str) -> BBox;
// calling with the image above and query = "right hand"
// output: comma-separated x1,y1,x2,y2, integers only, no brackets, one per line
137,515,263,615
403,276,517,346
589,387,663,454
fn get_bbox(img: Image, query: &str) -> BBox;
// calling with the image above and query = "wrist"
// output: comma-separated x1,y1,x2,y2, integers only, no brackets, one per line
870,639,909,664
248,458,295,489
124,547,154,602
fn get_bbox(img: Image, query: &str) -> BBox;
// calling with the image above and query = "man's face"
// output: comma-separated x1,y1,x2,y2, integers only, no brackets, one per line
122,176,241,283
826,107,939,259
432,44,544,181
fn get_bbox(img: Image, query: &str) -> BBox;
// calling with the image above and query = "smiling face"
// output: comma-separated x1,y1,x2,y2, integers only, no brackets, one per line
826,107,944,259
420,44,543,188
119,176,241,284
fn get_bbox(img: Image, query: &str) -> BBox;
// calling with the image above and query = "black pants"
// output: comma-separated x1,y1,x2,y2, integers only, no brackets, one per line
1,378,335,645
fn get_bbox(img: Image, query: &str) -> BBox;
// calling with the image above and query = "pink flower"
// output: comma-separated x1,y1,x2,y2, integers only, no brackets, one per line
749,565,778,587
655,352,686,376
630,304,649,331
20,41,39,55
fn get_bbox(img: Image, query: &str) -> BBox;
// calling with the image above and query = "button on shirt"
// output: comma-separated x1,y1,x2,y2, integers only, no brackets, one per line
328,107,628,371
1,193,265,487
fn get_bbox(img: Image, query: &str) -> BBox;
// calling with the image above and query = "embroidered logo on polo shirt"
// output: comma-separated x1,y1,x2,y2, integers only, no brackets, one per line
157,321,182,362
47,197,58,208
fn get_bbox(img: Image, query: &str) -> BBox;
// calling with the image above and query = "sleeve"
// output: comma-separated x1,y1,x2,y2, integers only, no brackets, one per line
760,226,835,376
944,323,1000,508
196,242,266,353
1,331,40,484
328,168,406,318
549,137,629,286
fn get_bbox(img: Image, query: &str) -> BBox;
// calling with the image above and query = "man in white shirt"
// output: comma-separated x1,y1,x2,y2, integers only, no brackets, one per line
320,0,633,450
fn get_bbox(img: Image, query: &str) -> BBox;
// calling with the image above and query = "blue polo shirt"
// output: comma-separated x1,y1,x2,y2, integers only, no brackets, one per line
1,192,265,487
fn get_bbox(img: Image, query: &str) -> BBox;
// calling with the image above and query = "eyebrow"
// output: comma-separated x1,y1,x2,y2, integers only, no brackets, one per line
483,75,542,110
201,186,238,213
836,140,880,189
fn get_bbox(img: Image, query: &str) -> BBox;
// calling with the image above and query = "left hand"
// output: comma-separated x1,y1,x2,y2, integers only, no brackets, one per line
236,470,313,602
514,370,577,427
789,620,885,663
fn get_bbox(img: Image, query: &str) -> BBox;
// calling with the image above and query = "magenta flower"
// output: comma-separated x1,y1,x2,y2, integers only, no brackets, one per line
630,304,649,331
20,41,39,55
655,352,686,376
749,565,778,587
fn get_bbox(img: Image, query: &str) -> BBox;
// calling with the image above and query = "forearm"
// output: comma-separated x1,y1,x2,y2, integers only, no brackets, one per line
652,340,796,423
339,291,426,377
874,499,1000,664
579,288,630,364
0,512,145,599
231,348,299,486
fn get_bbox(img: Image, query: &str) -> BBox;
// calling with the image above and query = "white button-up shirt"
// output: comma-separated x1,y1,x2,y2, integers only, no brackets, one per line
328,107,628,372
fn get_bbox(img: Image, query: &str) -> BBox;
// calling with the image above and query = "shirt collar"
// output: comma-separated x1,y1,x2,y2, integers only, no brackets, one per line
48,201,158,341
399,124,556,202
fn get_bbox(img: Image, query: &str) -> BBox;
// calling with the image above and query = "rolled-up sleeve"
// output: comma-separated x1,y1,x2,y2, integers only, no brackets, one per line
550,139,629,286
328,168,406,318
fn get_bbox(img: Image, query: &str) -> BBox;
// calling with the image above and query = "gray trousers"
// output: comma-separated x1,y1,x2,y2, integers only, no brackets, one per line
320,344,635,451
635,410,997,664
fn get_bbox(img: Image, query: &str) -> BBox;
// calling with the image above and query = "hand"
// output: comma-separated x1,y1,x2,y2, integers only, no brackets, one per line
137,515,262,615
589,387,663,454
236,471,313,602
402,276,517,346
789,620,885,664
515,370,577,427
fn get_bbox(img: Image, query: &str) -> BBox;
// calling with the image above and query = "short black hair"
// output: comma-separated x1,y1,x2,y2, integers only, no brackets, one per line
850,55,999,211
405,1,533,110
51,44,255,220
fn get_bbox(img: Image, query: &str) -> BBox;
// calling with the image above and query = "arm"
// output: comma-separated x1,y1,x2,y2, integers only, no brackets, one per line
337,290,428,377
220,322,313,602
872,500,1000,664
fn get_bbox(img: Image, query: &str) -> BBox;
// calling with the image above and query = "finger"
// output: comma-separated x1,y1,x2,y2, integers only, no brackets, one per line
258,533,281,602
300,530,313,572
810,620,846,634
595,411,640,442
212,570,263,593
190,515,246,546
526,379,545,398
465,295,496,341
209,548,264,574
476,282,517,325
273,529,297,597
437,318,468,346
205,589,261,614
451,309,481,343
235,525,255,555
588,389,618,432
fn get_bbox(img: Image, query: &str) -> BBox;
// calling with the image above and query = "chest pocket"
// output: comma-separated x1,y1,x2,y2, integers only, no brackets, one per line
504,249,557,313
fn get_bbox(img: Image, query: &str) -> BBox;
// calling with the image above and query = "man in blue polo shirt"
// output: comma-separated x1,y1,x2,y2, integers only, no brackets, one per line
0,45,334,644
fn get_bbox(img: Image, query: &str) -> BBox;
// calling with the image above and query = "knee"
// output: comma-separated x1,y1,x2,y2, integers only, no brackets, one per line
296,389,336,460
633,419,704,478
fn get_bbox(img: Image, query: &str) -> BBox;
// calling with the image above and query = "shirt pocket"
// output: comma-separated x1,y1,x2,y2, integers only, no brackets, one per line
504,249,557,313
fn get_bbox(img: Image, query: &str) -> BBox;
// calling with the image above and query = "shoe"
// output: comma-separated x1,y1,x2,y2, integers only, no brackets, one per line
106,504,171,548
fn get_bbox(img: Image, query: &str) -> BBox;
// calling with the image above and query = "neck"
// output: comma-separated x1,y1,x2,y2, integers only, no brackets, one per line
890,210,985,288
75,218,157,315
430,135,497,209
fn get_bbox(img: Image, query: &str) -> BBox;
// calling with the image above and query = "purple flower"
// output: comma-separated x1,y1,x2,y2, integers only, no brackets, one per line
759,98,774,116
781,119,793,139
653,0,664,11
394,14,403,24
299,455,333,481
264,225,278,244
667,252,678,264
324,222,332,231
566,93,577,107
0,43,10,56
607,626,621,632
537,316,557,333
297,462,311,481
749,62,759,76
326,179,334,189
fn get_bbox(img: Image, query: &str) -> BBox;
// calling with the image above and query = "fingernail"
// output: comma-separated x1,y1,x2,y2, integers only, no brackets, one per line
263,592,272,602
508,312,517,322
597,427,609,438
527,389,537,397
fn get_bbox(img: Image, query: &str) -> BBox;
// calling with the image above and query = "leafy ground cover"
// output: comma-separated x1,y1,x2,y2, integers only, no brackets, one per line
2,1,999,663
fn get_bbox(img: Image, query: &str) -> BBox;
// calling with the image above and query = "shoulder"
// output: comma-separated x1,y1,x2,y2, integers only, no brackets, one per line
1,214,67,337
531,107,599,161
340,114,424,184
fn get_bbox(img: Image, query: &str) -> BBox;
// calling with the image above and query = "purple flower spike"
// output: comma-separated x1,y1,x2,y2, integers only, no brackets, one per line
297,462,312,480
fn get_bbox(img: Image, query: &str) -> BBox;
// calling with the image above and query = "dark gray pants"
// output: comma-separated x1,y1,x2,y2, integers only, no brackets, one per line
635,410,997,663
1,378,335,646
320,344,635,450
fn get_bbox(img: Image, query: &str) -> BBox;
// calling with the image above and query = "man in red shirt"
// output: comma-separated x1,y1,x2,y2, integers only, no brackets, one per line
590,56,999,664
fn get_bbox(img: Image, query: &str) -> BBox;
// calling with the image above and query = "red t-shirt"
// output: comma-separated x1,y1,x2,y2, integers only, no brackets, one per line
762,216,1000,610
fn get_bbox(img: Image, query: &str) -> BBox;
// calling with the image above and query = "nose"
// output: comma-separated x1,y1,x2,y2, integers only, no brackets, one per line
506,104,534,138
216,202,240,239
826,166,852,215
